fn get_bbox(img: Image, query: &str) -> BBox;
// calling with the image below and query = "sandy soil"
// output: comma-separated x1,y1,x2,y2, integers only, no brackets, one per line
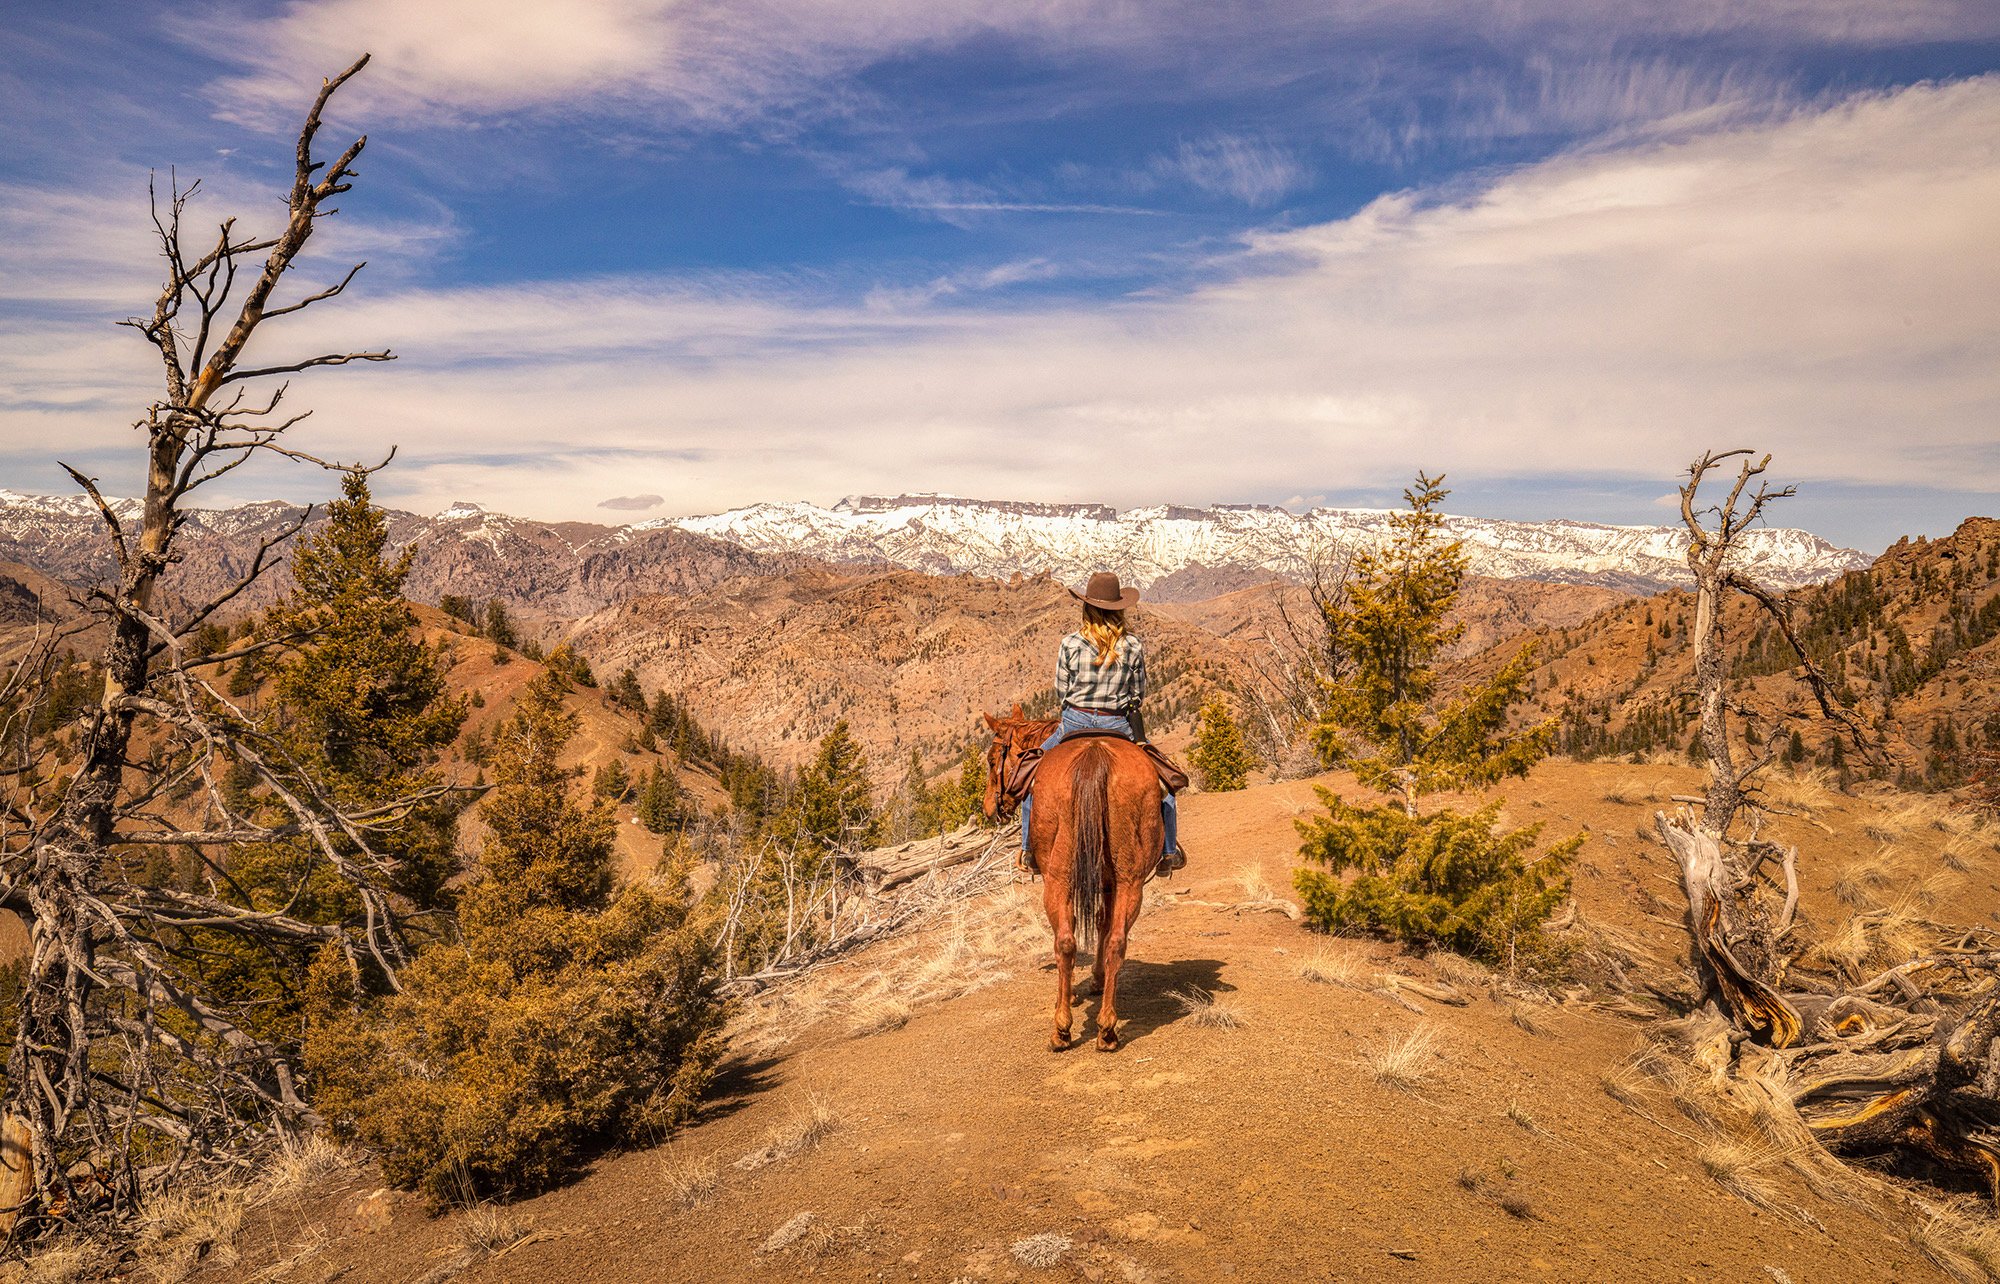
214,761,1996,1284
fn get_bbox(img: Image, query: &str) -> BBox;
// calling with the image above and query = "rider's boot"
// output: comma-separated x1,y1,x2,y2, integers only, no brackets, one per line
1157,843,1187,876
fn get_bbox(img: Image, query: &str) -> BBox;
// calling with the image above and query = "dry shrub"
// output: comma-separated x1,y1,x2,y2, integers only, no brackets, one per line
134,1186,246,1283
1363,1025,1440,1092
735,1093,841,1172
662,1152,721,1210
1170,986,1245,1029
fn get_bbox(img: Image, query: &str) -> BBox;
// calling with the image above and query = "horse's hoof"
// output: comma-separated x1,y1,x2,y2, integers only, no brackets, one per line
1096,1032,1120,1053
1050,1031,1072,1053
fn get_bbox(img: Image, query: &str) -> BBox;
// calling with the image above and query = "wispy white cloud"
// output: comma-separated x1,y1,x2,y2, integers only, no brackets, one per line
840,167,1163,225
179,0,2000,136
8,78,1991,527
1154,136,1307,206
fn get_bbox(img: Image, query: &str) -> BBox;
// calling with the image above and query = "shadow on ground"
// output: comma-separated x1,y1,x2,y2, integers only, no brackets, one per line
1055,956,1230,1049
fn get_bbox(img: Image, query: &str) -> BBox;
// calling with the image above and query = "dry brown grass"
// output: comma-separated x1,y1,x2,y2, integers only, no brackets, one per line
662,1151,721,1210
1294,946,1365,988
1505,1098,1545,1137
1699,1138,1791,1212
1427,950,1492,993
735,1093,841,1172
1941,831,1991,874
1832,847,1914,907
846,992,912,1037
1509,1002,1557,1037
413,1205,534,1284
1170,985,1245,1029
1760,768,1842,814
732,893,1042,1054
1868,796,1955,843
253,1132,355,1209
15,1237,110,1284
134,1187,247,1283
1912,1209,2000,1283
1236,861,1275,902
1601,776,1651,805
1363,1025,1440,1093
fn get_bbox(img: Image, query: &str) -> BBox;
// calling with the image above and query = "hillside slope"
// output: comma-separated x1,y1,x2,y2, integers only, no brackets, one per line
212,762,1993,1284
1497,516,2000,783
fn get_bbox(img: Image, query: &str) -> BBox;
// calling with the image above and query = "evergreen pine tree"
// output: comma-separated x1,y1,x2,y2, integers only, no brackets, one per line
200,472,466,1048
1295,473,1580,966
307,667,723,1201
637,762,684,834
593,758,631,802
1190,696,1257,791
779,721,879,852
260,470,466,906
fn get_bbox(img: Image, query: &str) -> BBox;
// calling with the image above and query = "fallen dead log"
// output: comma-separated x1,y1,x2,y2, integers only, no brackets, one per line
850,820,1013,893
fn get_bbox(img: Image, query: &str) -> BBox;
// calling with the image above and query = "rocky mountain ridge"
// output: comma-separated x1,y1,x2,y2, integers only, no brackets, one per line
0,488,1869,616
663,492,1870,595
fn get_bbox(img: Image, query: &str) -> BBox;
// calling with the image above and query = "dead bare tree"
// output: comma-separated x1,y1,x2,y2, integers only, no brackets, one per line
0,55,458,1233
1240,532,1354,775
1652,449,2000,1201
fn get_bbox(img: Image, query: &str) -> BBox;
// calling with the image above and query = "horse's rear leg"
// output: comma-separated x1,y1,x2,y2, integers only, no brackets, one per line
1095,879,1146,1053
1044,875,1076,1052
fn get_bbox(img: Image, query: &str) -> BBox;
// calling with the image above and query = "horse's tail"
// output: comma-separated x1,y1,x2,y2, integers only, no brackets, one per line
1070,742,1111,955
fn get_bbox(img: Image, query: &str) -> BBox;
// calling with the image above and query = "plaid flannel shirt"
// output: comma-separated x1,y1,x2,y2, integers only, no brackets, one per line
1056,631,1147,713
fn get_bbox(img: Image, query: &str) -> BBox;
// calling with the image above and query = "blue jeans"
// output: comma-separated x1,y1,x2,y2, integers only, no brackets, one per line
1019,708,1179,854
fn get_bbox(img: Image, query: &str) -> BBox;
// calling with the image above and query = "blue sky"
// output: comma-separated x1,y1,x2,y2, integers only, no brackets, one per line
2,1,1997,552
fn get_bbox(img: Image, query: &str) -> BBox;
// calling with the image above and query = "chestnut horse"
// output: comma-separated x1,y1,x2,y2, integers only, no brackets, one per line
984,706,1165,1052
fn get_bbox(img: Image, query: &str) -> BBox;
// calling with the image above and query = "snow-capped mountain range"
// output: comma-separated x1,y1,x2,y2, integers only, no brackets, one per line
654,494,1869,594
0,488,1870,607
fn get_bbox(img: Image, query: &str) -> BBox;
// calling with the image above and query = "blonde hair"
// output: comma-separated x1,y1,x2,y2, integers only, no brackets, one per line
1079,604,1126,667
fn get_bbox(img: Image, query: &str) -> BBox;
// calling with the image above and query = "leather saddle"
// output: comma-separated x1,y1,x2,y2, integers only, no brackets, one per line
1004,730,1189,806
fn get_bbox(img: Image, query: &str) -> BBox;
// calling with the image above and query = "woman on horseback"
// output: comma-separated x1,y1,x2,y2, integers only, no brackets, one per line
1019,571,1186,875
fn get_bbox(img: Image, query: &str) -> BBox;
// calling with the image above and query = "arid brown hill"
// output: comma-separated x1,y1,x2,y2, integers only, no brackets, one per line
1495,516,2000,785
0,499,785,630
562,565,1633,779
565,569,1246,777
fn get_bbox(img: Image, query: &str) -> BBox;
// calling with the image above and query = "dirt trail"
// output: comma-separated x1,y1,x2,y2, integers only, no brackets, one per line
223,764,1984,1283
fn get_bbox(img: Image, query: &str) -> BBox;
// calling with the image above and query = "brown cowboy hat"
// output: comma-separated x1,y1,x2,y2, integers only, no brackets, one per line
1069,570,1139,611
